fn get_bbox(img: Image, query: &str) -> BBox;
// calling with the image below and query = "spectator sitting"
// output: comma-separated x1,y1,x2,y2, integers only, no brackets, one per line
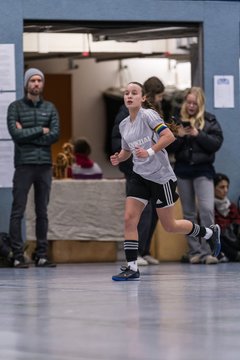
68,138,103,179
214,173,240,262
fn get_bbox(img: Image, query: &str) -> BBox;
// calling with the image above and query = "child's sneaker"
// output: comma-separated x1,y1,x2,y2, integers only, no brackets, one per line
112,266,140,281
208,225,221,257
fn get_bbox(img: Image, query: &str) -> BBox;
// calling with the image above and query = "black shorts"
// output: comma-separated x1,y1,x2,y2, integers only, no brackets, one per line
127,172,179,208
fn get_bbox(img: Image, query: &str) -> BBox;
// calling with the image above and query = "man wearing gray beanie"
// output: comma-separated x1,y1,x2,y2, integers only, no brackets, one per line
24,68,45,88
7,68,60,268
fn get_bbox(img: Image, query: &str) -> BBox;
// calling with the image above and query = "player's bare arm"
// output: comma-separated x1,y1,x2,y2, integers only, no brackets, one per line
110,149,131,166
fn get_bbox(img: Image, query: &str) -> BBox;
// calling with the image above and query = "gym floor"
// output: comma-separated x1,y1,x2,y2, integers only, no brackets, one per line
0,262,239,360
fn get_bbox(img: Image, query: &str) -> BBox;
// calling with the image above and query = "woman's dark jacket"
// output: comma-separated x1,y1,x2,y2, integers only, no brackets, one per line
168,111,223,178
111,104,133,177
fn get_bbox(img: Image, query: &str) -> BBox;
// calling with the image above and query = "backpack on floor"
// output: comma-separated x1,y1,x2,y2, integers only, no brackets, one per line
0,232,13,267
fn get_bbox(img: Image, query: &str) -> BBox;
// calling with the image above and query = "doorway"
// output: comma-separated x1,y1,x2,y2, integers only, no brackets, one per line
23,20,203,177
43,74,72,162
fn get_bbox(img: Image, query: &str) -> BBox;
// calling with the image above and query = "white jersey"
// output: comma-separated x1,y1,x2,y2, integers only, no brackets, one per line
119,107,176,185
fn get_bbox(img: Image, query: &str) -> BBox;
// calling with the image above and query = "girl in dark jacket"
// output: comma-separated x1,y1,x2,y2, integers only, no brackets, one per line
170,87,223,264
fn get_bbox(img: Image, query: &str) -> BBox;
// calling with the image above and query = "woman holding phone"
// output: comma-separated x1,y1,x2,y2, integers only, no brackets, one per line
169,87,223,264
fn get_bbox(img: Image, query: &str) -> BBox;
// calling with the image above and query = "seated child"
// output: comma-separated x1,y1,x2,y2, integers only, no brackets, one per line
214,173,240,262
68,138,103,179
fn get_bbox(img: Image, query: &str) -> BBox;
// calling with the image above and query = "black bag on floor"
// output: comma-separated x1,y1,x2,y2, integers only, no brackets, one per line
0,232,13,267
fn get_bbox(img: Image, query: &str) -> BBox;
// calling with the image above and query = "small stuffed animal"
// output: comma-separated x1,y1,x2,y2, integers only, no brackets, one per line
62,142,74,166
55,152,68,179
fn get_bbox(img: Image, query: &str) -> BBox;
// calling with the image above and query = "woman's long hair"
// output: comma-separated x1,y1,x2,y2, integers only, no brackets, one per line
143,76,165,114
180,87,205,130
144,83,179,135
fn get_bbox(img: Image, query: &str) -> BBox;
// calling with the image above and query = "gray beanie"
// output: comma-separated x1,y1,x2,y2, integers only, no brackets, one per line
24,68,44,88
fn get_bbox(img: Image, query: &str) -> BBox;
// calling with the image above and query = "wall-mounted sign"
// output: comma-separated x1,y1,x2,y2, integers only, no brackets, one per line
0,44,16,91
214,75,234,108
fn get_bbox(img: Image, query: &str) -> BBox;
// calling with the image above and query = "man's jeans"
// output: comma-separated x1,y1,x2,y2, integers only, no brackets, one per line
10,165,52,260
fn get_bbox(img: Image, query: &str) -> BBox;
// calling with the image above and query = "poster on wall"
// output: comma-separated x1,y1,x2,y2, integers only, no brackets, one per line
0,43,16,187
0,92,16,139
214,75,234,108
0,140,14,187
0,44,16,91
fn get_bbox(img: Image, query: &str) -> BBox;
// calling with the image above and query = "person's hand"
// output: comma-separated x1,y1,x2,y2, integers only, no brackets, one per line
135,146,148,158
178,125,198,137
187,127,199,137
110,152,120,166
43,127,50,134
16,121,22,129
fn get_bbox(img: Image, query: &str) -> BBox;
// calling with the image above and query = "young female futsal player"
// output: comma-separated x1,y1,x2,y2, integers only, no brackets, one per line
110,82,221,281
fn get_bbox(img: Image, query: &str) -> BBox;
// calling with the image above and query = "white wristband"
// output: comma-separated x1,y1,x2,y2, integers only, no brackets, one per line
147,148,155,157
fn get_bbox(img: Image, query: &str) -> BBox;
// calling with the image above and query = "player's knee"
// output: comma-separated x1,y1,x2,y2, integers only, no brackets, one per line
125,212,138,230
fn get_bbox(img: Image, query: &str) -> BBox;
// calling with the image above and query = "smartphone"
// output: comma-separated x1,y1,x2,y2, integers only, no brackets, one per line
181,121,191,128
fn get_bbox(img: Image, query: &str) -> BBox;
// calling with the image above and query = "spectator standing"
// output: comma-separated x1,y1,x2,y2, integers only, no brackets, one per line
169,87,223,264
7,68,60,268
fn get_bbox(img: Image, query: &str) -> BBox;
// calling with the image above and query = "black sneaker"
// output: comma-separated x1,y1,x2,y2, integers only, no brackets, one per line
112,266,140,281
35,258,56,268
13,257,29,268
208,225,221,257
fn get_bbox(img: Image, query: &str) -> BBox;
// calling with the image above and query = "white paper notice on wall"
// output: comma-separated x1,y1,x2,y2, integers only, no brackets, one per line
214,75,234,108
0,140,14,187
0,92,16,139
0,44,16,91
